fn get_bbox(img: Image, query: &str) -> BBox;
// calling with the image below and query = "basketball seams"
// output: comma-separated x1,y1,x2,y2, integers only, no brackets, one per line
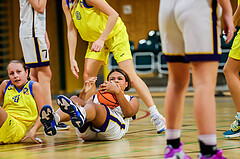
99,91,117,105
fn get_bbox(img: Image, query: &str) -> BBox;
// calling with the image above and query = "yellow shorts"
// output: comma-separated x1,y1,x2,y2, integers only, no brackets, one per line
229,30,240,60
0,114,27,144
85,27,132,65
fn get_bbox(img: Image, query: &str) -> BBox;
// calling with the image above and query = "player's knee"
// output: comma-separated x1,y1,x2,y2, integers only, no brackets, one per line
223,65,230,76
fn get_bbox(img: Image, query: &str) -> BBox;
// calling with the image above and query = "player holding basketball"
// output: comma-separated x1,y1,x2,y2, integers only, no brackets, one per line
61,0,165,133
40,69,139,140
159,0,234,158
0,60,44,144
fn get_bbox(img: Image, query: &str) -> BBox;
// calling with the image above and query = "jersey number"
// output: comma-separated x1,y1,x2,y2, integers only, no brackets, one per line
12,95,20,103
42,49,48,58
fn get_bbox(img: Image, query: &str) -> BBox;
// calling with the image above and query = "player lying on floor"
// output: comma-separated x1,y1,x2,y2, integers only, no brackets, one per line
40,68,139,140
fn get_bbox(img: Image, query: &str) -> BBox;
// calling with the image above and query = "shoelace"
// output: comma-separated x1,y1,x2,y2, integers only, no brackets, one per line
231,119,240,131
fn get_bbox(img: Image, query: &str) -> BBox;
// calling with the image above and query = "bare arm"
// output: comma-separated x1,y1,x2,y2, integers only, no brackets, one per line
0,80,9,105
86,0,119,52
45,31,50,50
62,0,79,79
233,3,240,26
28,0,47,14
218,0,235,43
22,82,44,144
99,81,139,117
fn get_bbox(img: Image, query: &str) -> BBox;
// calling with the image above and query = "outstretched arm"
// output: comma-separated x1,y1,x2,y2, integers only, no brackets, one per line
79,77,97,101
62,0,79,79
218,0,235,43
86,0,119,52
22,82,44,144
28,0,47,14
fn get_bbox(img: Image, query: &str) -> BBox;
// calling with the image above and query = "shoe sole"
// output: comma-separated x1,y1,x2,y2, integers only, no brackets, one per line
56,125,71,131
57,95,84,129
157,127,165,134
40,105,57,136
223,132,240,138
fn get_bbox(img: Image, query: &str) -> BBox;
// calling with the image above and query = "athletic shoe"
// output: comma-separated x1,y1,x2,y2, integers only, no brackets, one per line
151,113,166,133
40,105,57,136
57,95,85,129
164,142,191,159
198,149,226,159
56,122,71,130
223,114,240,138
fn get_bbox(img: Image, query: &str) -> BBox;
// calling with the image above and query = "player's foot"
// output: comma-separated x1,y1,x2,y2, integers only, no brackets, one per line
40,105,57,136
56,122,70,130
164,142,191,159
198,149,226,159
223,114,240,138
57,95,85,129
151,113,166,133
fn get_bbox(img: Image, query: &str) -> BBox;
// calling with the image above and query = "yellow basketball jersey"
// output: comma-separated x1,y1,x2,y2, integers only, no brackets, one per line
70,0,125,42
3,80,38,129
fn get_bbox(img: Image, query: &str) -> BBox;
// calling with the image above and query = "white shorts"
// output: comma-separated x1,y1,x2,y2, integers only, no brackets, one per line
159,0,222,62
76,105,129,140
20,37,50,68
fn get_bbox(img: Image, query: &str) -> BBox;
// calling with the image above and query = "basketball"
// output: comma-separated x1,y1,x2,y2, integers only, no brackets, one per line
97,89,119,109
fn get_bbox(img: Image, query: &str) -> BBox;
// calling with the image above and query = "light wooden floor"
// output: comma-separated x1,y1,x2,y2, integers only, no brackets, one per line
0,94,239,159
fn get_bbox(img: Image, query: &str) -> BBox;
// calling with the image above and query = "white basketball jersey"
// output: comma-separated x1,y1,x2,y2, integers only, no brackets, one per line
19,0,46,38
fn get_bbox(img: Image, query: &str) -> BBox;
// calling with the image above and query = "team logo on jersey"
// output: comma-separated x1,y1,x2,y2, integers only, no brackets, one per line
7,84,14,90
75,11,81,20
23,87,29,95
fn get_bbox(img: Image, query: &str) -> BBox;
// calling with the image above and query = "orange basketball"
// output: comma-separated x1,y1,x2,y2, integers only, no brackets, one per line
97,89,119,109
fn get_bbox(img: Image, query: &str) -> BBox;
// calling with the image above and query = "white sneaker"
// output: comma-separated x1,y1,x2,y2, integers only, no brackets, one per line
151,113,166,134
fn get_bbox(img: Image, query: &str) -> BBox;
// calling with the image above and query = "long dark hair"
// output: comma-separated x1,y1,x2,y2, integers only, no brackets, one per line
107,68,131,91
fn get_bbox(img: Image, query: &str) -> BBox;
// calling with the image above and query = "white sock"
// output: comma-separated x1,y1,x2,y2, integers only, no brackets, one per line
53,112,60,125
148,105,160,115
199,134,216,145
237,112,240,117
76,105,86,120
166,129,181,140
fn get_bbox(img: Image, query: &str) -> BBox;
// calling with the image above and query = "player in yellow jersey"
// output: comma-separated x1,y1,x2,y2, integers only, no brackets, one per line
0,60,44,144
223,0,240,139
62,0,166,134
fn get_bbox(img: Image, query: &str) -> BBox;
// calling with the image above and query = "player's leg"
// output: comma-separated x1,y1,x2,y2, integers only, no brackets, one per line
223,57,240,138
191,61,219,157
83,58,103,100
118,60,166,133
29,68,38,82
0,107,8,127
70,95,107,128
109,27,165,133
35,66,52,105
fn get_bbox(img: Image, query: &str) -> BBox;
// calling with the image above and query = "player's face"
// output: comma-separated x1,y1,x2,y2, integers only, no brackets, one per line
7,63,28,89
108,71,128,91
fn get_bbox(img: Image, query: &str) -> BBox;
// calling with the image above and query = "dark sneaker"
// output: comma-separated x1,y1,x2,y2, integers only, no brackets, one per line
40,105,57,136
57,95,85,129
56,122,70,130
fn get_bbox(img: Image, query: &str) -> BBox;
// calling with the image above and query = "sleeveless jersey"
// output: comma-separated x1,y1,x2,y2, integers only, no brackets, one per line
19,0,46,38
67,0,125,42
3,80,38,129
93,94,134,118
